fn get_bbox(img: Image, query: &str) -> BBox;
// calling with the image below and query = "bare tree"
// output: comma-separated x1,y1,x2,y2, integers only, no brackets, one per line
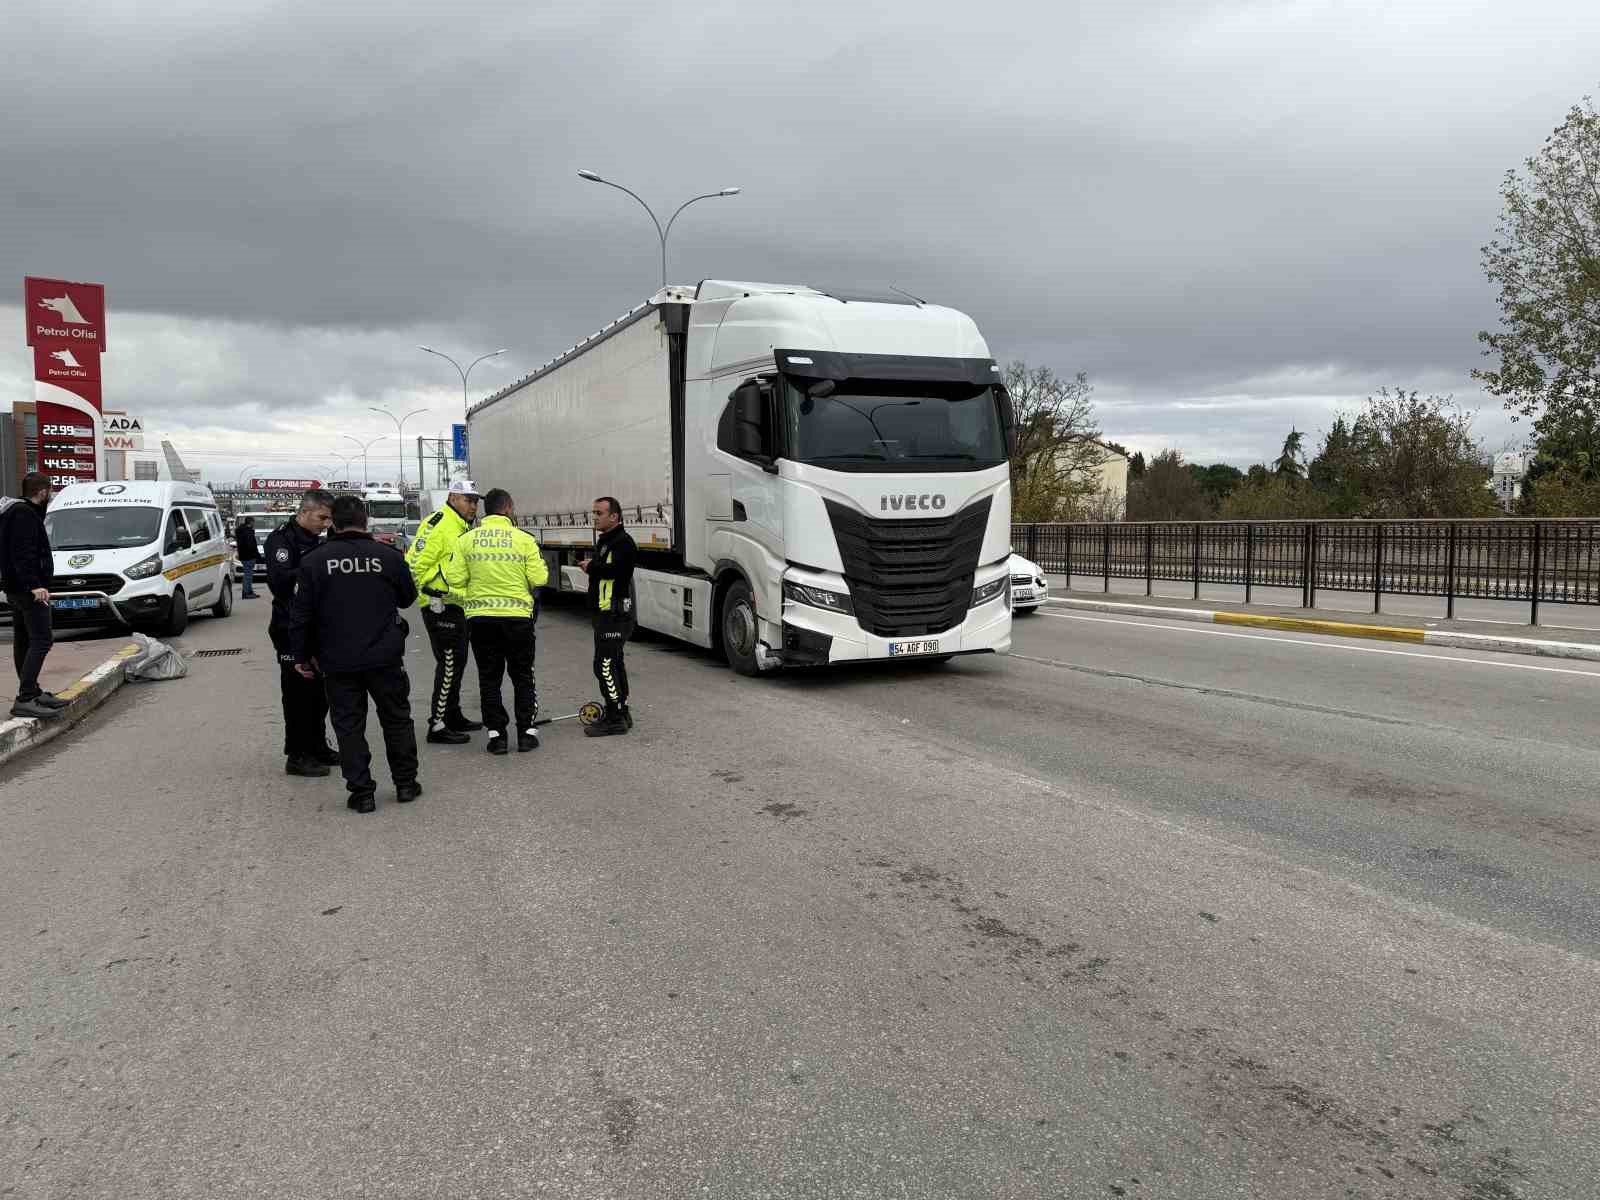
1004,363,1104,521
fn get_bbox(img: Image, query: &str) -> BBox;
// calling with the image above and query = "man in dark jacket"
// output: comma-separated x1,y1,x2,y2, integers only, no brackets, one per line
233,516,260,598
0,473,69,720
579,496,637,737
265,488,337,777
289,495,420,813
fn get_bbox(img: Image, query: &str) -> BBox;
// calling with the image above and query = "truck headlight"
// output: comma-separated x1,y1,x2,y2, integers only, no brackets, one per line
972,576,1008,607
783,580,854,615
124,555,162,580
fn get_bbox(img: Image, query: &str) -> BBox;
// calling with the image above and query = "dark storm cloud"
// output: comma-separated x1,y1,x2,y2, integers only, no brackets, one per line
4,0,1598,469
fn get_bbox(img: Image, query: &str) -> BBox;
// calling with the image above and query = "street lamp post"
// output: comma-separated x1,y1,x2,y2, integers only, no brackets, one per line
577,170,741,287
418,347,508,466
368,407,428,489
344,435,386,487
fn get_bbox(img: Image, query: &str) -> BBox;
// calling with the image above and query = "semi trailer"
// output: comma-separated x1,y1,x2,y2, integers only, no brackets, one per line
467,280,1015,674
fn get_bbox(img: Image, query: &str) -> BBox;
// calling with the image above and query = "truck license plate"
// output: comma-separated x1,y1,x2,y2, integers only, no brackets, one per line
888,639,941,657
51,597,103,611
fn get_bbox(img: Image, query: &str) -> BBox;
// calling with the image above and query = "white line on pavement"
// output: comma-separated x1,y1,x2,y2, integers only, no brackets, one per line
1032,610,1600,679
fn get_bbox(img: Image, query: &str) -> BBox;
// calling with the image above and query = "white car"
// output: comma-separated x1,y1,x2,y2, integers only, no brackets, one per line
1009,552,1049,614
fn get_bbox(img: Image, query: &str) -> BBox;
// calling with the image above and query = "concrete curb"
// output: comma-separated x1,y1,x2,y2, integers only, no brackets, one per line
0,643,140,769
1043,598,1600,663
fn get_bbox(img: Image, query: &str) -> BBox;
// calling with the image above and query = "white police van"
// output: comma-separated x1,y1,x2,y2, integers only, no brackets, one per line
41,481,235,635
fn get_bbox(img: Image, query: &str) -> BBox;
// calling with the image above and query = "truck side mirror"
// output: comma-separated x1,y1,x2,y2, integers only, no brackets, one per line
732,380,771,459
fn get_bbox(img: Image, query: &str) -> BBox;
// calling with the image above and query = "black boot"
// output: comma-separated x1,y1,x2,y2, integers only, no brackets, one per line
517,727,540,753
584,706,629,738
485,731,509,755
444,712,484,733
621,704,634,730
395,781,423,804
286,756,331,777
426,725,471,745
348,791,376,813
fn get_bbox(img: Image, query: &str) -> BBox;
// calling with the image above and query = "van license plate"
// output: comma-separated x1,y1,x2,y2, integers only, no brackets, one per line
51,597,102,610
888,639,941,657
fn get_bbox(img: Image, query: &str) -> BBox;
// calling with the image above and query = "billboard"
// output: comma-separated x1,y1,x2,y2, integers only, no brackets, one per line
102,412,144,451
250,478,322,491
452,423,468,461
25,276,107,486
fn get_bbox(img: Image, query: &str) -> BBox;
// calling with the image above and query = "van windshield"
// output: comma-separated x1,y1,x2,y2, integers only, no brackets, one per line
46,505,164,550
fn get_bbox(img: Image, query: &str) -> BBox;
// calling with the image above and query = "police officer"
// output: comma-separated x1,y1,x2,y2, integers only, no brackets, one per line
580,496,637,737
289,495,420,814
265,488,337,776
404,479,482,745
442,488,548,755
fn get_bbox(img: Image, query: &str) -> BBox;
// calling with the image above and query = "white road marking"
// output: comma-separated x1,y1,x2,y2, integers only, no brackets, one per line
1032,610,1600,679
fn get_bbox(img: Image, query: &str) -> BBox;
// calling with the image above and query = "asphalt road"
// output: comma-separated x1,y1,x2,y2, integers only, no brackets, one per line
3,597,1597,1198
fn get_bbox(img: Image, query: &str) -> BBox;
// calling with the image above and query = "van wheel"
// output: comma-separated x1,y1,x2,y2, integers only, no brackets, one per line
719,579,762,677
162,588,189,637
211,578,233,619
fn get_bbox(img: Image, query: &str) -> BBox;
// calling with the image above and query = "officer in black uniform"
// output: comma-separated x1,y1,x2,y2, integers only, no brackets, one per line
264,488,337,777
580,495,638,737
288,495,420,814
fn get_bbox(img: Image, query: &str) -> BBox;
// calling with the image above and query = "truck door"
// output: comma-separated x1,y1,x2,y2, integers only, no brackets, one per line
711,377,784,571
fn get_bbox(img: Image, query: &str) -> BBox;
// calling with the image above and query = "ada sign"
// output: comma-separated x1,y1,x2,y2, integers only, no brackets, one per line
103,413,143,434
24,277,107,352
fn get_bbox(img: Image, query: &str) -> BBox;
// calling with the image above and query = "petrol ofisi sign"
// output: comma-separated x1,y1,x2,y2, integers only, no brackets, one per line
25,276,107,485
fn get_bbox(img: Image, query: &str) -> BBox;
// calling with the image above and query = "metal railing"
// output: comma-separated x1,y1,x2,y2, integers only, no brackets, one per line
1012,520,1600,624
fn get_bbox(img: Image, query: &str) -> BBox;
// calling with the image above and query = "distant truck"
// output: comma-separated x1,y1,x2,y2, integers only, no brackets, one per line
468,281,1016,674
361,486,409,549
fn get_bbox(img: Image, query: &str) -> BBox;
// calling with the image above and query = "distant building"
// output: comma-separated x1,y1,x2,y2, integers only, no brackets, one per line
1490,452,1529,511
1054,437,1130,518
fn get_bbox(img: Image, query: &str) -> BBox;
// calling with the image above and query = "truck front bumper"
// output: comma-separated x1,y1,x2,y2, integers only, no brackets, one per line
778,596,1012,666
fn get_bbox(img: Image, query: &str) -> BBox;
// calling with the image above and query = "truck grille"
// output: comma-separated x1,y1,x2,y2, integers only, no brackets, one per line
53,573,126,596
824,497,991,637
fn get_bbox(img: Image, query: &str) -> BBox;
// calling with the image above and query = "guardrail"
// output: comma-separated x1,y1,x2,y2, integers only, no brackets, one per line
1011,520,1600,625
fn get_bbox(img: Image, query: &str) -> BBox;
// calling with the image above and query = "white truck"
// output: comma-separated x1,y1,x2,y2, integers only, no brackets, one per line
467,281,1016,674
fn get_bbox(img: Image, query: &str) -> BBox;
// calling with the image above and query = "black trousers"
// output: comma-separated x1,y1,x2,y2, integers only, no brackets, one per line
421,604,471,728
6,592,54,702
468,617,537,734
323,663,418,795
270,626,331,758
592,615,634,711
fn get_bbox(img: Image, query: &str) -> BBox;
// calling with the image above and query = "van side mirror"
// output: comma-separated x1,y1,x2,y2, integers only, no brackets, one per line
732,379,772,460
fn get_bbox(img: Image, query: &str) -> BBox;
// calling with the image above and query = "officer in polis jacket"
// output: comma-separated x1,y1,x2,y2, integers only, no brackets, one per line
289,495,420,814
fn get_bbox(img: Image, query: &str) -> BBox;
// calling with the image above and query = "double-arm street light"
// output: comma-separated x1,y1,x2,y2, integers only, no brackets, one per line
344,434,386,487
419,346,508,430
368,406,429,489
577,170,741,288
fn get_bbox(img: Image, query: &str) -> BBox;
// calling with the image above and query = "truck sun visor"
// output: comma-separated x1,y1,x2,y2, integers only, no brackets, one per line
774,350,999,387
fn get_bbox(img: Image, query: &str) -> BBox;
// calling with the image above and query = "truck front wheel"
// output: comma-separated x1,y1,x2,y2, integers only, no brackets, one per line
719,579,762,677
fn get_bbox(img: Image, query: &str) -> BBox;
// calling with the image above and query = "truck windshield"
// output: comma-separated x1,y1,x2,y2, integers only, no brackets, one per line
366,501,407,521
46,505,164,550
782,380,1007,472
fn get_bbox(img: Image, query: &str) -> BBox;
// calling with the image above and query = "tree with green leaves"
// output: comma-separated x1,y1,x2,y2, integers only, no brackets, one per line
1219,475,1331,520
1340,389,1501,518
1128,451,1147,480
1003,362,1104,522
1188,462,1245,507
1274,429,1306,480
1474,93,1600,445
1126,449,1214,520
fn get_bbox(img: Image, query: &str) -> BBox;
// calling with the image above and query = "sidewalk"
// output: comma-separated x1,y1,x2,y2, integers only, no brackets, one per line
1040,589,1600,662
0,635,140,767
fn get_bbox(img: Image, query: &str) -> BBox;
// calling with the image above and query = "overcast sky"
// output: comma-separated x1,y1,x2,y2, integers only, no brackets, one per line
4,0,1598,479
